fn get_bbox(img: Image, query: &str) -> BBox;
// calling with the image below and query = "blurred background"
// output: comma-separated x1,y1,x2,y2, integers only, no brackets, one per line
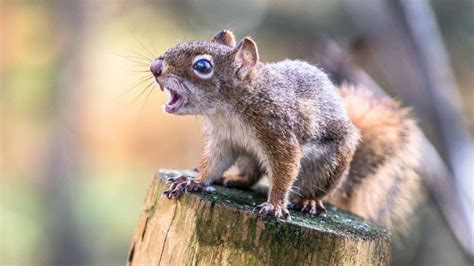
1,0,473,265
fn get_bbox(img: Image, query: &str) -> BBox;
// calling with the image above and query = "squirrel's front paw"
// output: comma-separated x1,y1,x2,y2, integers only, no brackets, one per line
163,176,205,199
253,202,290,220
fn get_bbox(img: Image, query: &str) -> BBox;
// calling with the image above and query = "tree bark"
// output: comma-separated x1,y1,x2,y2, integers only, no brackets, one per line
127,169,390,266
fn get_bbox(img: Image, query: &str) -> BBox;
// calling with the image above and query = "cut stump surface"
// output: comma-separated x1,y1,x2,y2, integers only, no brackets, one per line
127,169,390,265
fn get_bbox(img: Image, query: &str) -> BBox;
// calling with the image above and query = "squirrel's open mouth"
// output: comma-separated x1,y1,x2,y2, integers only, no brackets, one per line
164,87,186,113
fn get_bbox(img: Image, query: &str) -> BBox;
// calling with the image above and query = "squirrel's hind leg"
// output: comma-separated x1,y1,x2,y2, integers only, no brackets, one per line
214,155,264,188
289,197,326,216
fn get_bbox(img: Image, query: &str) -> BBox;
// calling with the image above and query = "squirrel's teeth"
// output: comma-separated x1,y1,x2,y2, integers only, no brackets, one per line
165,88,172,103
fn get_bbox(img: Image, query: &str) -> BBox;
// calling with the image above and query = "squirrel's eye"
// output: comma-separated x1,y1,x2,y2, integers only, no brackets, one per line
192,59,213,75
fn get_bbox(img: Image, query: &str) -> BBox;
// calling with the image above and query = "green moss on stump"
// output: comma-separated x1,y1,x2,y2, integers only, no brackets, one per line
158,168,389,241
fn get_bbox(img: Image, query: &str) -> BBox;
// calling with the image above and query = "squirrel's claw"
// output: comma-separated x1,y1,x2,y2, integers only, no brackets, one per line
314,201,327,216
163,176,205,199
253,202,290,220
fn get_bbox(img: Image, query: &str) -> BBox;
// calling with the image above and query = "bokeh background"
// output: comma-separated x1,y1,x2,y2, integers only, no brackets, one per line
1,0,473,265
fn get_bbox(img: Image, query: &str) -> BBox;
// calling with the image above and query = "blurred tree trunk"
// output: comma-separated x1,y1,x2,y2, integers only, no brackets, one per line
343,0,473,257
40,0,90,264
396,1,474,255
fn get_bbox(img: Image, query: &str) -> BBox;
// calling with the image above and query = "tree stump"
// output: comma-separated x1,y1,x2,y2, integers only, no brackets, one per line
127,169,390,265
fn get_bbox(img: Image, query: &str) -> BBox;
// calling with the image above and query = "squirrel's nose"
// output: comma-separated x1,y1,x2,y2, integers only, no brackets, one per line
150,59,163,77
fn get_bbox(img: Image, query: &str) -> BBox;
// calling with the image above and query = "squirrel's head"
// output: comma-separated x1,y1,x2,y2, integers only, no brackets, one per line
150,30,259,115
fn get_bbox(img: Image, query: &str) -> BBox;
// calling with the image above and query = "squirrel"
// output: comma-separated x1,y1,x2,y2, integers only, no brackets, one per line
150,30,422,231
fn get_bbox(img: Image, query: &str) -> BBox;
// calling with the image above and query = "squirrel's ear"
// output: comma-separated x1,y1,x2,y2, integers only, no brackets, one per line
234,37,259,80
212,30,236,48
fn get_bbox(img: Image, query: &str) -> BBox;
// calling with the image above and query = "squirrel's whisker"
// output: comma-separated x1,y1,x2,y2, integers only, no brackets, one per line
130,50,154,62
129,80,155,106
140,84,155,116
114,53,151,64
118,75,153,99
135,38,157,60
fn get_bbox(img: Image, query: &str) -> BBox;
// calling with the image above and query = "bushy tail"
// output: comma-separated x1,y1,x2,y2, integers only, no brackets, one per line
328,84,422,233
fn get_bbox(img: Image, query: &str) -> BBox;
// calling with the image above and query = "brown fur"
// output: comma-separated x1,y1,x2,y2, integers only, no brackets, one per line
326,85,422,232
157,31,421,228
